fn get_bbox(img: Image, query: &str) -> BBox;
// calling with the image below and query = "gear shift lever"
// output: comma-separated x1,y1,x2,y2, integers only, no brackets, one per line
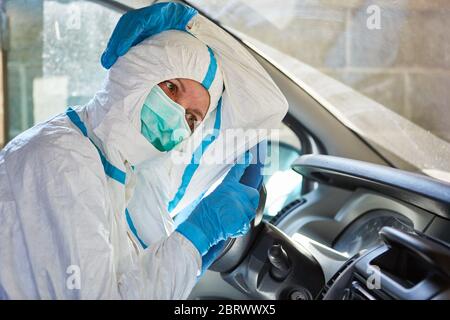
268,243,291,281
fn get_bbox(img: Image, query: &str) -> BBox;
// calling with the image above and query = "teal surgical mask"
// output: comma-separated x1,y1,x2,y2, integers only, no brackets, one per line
140,85,192,152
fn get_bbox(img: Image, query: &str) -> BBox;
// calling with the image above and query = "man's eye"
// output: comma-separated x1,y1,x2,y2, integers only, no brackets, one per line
165,81,176,92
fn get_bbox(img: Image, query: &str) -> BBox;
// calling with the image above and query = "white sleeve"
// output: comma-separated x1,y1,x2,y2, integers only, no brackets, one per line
4,137,200,300
118,231,201,300
187,14,289,132
4,139,121,299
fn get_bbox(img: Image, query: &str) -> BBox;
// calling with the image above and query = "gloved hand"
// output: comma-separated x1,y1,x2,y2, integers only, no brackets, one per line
176,152,260,256
101,2,198,69
200,240,226,275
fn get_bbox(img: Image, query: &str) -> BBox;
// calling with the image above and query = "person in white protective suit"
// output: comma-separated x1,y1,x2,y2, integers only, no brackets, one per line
0,3,288,299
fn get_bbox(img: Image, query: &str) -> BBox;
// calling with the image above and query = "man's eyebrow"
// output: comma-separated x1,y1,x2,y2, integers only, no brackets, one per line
173,79,186,92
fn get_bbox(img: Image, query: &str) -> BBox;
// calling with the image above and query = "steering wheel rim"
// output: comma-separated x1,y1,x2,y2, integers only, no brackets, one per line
203,141,267,272
208,184,266,272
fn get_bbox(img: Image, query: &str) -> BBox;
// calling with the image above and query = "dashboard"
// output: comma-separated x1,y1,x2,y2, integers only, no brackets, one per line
200,155,450,300
333,209,413,257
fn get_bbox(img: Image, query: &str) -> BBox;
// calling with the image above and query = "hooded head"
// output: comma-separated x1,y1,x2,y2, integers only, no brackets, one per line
85,30,224,167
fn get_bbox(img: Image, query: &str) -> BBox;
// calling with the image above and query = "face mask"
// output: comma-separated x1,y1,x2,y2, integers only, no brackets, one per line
140,85,192,152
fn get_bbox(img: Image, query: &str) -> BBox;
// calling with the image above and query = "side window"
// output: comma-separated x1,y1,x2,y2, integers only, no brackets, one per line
4,0,120,141
263,122,303,219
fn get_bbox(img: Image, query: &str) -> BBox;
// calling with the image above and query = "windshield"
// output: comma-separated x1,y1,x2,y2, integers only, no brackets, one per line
188,0,450,182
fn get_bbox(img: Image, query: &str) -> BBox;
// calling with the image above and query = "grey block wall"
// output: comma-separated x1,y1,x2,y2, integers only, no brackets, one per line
198,0,450,143
4,0,450,143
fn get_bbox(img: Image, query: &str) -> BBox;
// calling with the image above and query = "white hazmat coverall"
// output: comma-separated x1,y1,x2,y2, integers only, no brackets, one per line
0,15,288,299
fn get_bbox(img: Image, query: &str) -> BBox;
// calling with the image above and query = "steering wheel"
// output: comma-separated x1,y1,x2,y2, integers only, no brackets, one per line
208,142,267,273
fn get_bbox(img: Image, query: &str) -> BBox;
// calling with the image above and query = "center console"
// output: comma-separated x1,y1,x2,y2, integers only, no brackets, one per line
320,227,450,300
211,220,450,300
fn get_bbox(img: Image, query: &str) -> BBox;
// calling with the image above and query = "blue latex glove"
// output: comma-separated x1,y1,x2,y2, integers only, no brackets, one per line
101,2,198,69
200,240,226,275
176,152,260,257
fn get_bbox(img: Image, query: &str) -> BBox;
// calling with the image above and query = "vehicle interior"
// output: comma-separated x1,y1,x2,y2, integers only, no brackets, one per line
2,0,449,300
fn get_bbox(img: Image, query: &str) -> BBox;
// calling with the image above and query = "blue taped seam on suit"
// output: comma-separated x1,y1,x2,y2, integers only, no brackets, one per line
123,45,219,249
66,108,144,248
167,45,220,212
168,98,222,212
201,47,217,90
125,209,148,249
66,107,126,185
66,107,88,136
